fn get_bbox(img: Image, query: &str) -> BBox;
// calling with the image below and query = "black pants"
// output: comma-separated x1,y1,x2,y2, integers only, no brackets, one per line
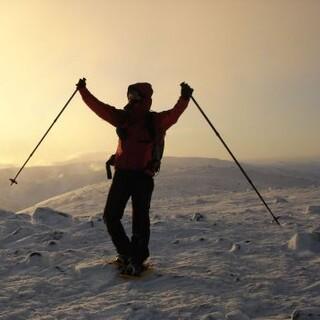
103,170,154,264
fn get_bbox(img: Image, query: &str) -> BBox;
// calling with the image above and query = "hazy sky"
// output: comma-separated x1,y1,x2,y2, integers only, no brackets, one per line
1,0,320,166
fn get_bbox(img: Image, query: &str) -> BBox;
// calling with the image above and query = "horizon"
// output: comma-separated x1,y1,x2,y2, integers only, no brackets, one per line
1,1,320,166
2,152,320,170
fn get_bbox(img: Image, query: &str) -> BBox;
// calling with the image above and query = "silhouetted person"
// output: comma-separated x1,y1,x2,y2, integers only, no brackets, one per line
77,78,193,275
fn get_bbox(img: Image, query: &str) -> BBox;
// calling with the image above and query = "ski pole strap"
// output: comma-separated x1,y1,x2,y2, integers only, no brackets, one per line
106,154,116,180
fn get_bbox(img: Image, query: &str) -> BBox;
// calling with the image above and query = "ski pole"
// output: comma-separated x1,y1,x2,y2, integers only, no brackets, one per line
9,84,80,186
189,94,280,226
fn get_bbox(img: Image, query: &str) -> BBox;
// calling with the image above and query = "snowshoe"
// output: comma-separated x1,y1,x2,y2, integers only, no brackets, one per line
109,254,130,272
121,259,145,277
115,254,130,266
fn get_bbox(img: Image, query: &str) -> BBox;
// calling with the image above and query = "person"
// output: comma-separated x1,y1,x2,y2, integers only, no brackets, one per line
76,78,193,275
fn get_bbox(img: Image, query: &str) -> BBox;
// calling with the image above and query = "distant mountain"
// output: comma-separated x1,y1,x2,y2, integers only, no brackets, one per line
248,160,320,183
0,162,106,212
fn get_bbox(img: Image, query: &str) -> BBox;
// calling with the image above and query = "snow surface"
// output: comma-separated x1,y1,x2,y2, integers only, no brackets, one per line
1,161,320,319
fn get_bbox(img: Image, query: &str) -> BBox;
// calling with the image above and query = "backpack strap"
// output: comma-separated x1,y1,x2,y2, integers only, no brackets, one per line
106,154,115,180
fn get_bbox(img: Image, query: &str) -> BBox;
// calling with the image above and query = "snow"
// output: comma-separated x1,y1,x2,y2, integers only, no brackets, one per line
32,207,74,227
1,159,320,319
226,311,250,320
291,308,320,320
306,205,320,215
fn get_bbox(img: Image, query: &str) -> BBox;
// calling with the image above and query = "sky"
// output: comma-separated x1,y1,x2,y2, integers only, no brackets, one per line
1,0,320,167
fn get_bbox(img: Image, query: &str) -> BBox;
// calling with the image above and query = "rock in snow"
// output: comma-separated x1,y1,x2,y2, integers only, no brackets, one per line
191,212,205,221
229,243,241,253
288,231,320,253
273,196,289,204
305,205,320,214
23,251,50,267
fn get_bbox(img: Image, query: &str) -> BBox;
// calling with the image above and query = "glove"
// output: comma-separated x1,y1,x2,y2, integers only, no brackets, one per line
180,82,193,99
76,78,86,89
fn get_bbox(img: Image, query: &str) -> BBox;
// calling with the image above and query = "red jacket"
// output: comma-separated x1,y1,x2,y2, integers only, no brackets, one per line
79,86,189,174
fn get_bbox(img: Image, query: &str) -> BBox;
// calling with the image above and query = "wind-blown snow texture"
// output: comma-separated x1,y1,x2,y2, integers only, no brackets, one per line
1,159,320,320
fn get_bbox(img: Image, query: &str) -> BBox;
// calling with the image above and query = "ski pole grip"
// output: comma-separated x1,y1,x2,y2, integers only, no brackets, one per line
180,82,194,99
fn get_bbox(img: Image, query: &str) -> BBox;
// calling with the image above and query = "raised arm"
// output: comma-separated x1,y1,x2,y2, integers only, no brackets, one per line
76,78,126,127
156,82,193,131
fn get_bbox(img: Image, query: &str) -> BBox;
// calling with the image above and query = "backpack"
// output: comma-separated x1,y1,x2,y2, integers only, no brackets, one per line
145,111,165,174
106,111,165,179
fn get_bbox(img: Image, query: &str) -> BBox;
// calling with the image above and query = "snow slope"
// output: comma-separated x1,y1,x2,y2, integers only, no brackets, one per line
0,162,105,212
1,161,320,319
